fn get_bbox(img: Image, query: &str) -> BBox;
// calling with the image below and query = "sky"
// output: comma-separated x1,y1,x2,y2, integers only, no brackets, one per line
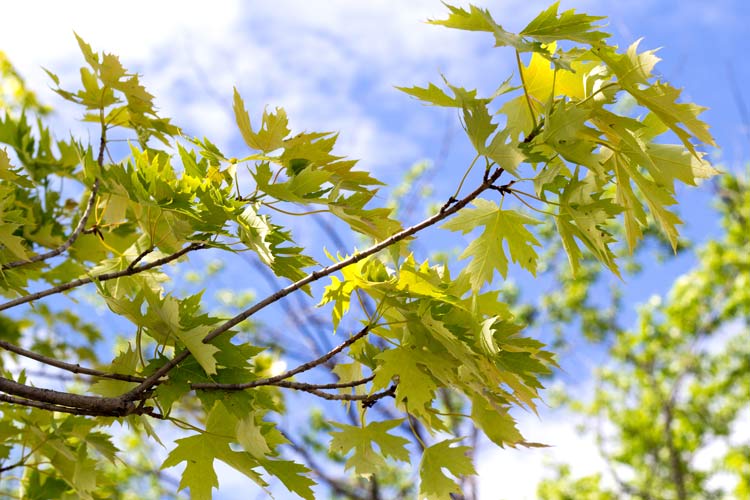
1,1,748,499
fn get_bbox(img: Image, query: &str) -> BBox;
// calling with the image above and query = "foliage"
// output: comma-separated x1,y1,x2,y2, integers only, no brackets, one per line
538,172,750,500
0,3,718,499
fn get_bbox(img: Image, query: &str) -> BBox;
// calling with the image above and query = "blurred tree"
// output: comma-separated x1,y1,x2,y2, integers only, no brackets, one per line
538,172,750,500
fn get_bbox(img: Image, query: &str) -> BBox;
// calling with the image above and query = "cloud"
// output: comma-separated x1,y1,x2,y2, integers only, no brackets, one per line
0,0,545,175
476,400,609,499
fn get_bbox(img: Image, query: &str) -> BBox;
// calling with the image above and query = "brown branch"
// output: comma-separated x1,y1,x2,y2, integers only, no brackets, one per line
279,384,395,404
0,376,133,416
0,340,145,383
121,167,507,401
0,242,207,312
127,246,155,270
277,375,375,391
0,392,121,417
194,375,375,394
190,326,372,391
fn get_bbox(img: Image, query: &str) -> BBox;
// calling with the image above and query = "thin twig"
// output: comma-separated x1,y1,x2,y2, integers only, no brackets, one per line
0,340,145,383
190,326,371,390
127,246,155,270
122,167,507,401
195,375,375,393
2,179,101,270
0,242,207,312
516,50,538,130
3,125,108,271
294,384,395,404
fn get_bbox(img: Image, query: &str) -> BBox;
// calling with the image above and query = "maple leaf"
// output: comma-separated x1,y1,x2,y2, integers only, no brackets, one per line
471,397,524,447
142,292,220,375
0,148,32,187
613,158,648,252
396,83,459,107
236,414,271,458
463,100,497,154
259,459,316,500
556,174,621,275
162,434,220,500
237,205,274,266
319,275,356,331
521,2,609,44
372,347,437,411
442,200,541,291
542,101,601,172
485,131,525,176
89,344,139,397
593,41,715,155
329,419,410,476
233,88,290,153
419,439,476,500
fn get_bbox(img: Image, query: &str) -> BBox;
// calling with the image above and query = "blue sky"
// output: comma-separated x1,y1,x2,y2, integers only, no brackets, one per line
2,1,748,498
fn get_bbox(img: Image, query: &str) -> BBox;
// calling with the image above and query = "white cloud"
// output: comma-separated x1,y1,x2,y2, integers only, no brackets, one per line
0,0,545,175
476,403,608,499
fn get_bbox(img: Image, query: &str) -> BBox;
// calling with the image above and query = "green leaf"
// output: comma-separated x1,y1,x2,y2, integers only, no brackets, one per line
233,88,290,153
521,2,609,44
329,419,410,476
89,344,139,397
236,414,271,458
372,348,437,410
0,148,33,187
471,397,524,447
162,434,219,500
442,200,540,291
319,274,356,330
593,41,715,154
237,205,274,265
645,144,718,190
396,83,458,107
542,101,600,171
259,459,316,500
428,3,524,49
556,176,621,275
463,100,497,154
419,438,476,500
143,293,220,375
485,132,524,176
428,4,498,31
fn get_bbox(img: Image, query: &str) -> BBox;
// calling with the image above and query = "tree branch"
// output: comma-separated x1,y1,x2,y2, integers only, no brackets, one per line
0,242,207,312
190,326,372,391
0,392,122,417
0,340,145,383
0,376,133,416
121,167,507,401
192,375,375,392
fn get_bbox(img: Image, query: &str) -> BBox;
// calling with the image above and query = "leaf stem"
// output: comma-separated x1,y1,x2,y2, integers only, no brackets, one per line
452,154,481,200
516,50,538,130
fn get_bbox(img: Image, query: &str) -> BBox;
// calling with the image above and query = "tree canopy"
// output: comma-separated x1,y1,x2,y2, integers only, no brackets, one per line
0,3,723,499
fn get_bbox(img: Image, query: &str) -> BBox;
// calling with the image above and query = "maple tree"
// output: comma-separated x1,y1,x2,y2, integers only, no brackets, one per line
0,3,719,499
